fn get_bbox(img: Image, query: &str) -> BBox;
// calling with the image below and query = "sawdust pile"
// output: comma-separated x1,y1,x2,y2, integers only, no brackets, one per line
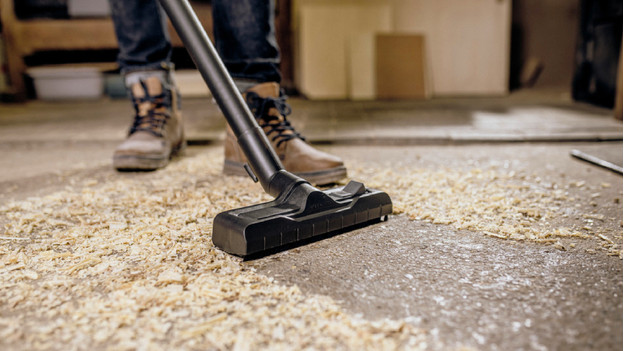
1,147,621,350
358,163,622,257
0,151,426,351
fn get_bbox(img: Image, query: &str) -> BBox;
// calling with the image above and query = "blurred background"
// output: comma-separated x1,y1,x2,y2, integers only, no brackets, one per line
0,0,621,112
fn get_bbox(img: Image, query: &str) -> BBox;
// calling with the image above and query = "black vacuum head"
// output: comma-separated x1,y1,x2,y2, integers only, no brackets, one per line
213,180,392,257
156,0,394,258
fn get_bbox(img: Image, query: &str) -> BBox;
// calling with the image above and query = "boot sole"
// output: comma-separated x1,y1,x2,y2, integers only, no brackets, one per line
223,159,347,186
114,141,187,172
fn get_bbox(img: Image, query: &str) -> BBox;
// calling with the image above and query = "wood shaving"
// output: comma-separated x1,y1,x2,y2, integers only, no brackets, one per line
553,241,566,251
597,234,614,244
0,236,29,241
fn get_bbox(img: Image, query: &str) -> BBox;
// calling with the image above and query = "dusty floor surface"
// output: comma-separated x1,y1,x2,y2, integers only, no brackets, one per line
0,92,622,350
254,143,623,351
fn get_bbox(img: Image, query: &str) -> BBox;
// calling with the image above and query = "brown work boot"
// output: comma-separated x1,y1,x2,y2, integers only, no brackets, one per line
113,76,185,171
224,82,347,185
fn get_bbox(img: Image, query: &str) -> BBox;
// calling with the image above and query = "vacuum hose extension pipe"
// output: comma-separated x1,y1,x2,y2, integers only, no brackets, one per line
157,0,294,197
158,0,393,257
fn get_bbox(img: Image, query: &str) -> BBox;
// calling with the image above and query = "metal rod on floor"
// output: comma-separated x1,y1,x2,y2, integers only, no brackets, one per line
570,149,623,175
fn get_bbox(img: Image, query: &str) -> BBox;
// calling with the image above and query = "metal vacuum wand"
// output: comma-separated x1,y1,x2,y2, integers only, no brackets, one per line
158,0,393,257
157,0,294,197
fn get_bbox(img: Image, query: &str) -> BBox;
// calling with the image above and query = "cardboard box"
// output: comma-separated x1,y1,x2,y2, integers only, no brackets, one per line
390,0,511,96
375,34,429,99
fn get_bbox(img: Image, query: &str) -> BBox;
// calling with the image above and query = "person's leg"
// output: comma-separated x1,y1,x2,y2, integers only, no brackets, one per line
109,0,184,171
213,0,346,184
212,0,281,88
109,0,172,75
222,82,347,185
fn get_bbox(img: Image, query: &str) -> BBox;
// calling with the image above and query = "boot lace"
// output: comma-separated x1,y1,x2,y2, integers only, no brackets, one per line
128,81,172,137
245,91,305,148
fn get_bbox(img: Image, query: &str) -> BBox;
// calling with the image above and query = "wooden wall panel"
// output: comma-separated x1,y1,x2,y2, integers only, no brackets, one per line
390,0,511,96
297,1,391,99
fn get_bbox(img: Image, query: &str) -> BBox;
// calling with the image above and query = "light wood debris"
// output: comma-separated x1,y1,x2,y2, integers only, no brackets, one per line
0,150,426,351
356,162,622,257
1,148,621,350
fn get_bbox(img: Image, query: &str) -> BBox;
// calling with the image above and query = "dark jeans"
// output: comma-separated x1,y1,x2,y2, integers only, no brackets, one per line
109,0,281,83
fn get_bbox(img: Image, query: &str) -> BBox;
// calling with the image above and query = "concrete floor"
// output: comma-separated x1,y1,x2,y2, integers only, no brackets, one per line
0,89,622,350
253,142,623,351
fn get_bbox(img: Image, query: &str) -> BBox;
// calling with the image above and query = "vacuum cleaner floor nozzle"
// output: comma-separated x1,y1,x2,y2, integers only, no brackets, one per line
156,0,393,257
213,180,393,257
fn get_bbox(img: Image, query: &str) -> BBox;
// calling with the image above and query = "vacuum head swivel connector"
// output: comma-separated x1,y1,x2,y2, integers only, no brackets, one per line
159,0,392,257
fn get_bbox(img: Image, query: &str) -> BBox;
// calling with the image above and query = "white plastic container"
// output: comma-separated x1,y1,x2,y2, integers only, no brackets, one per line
68,0,111,18
27,66,104,100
